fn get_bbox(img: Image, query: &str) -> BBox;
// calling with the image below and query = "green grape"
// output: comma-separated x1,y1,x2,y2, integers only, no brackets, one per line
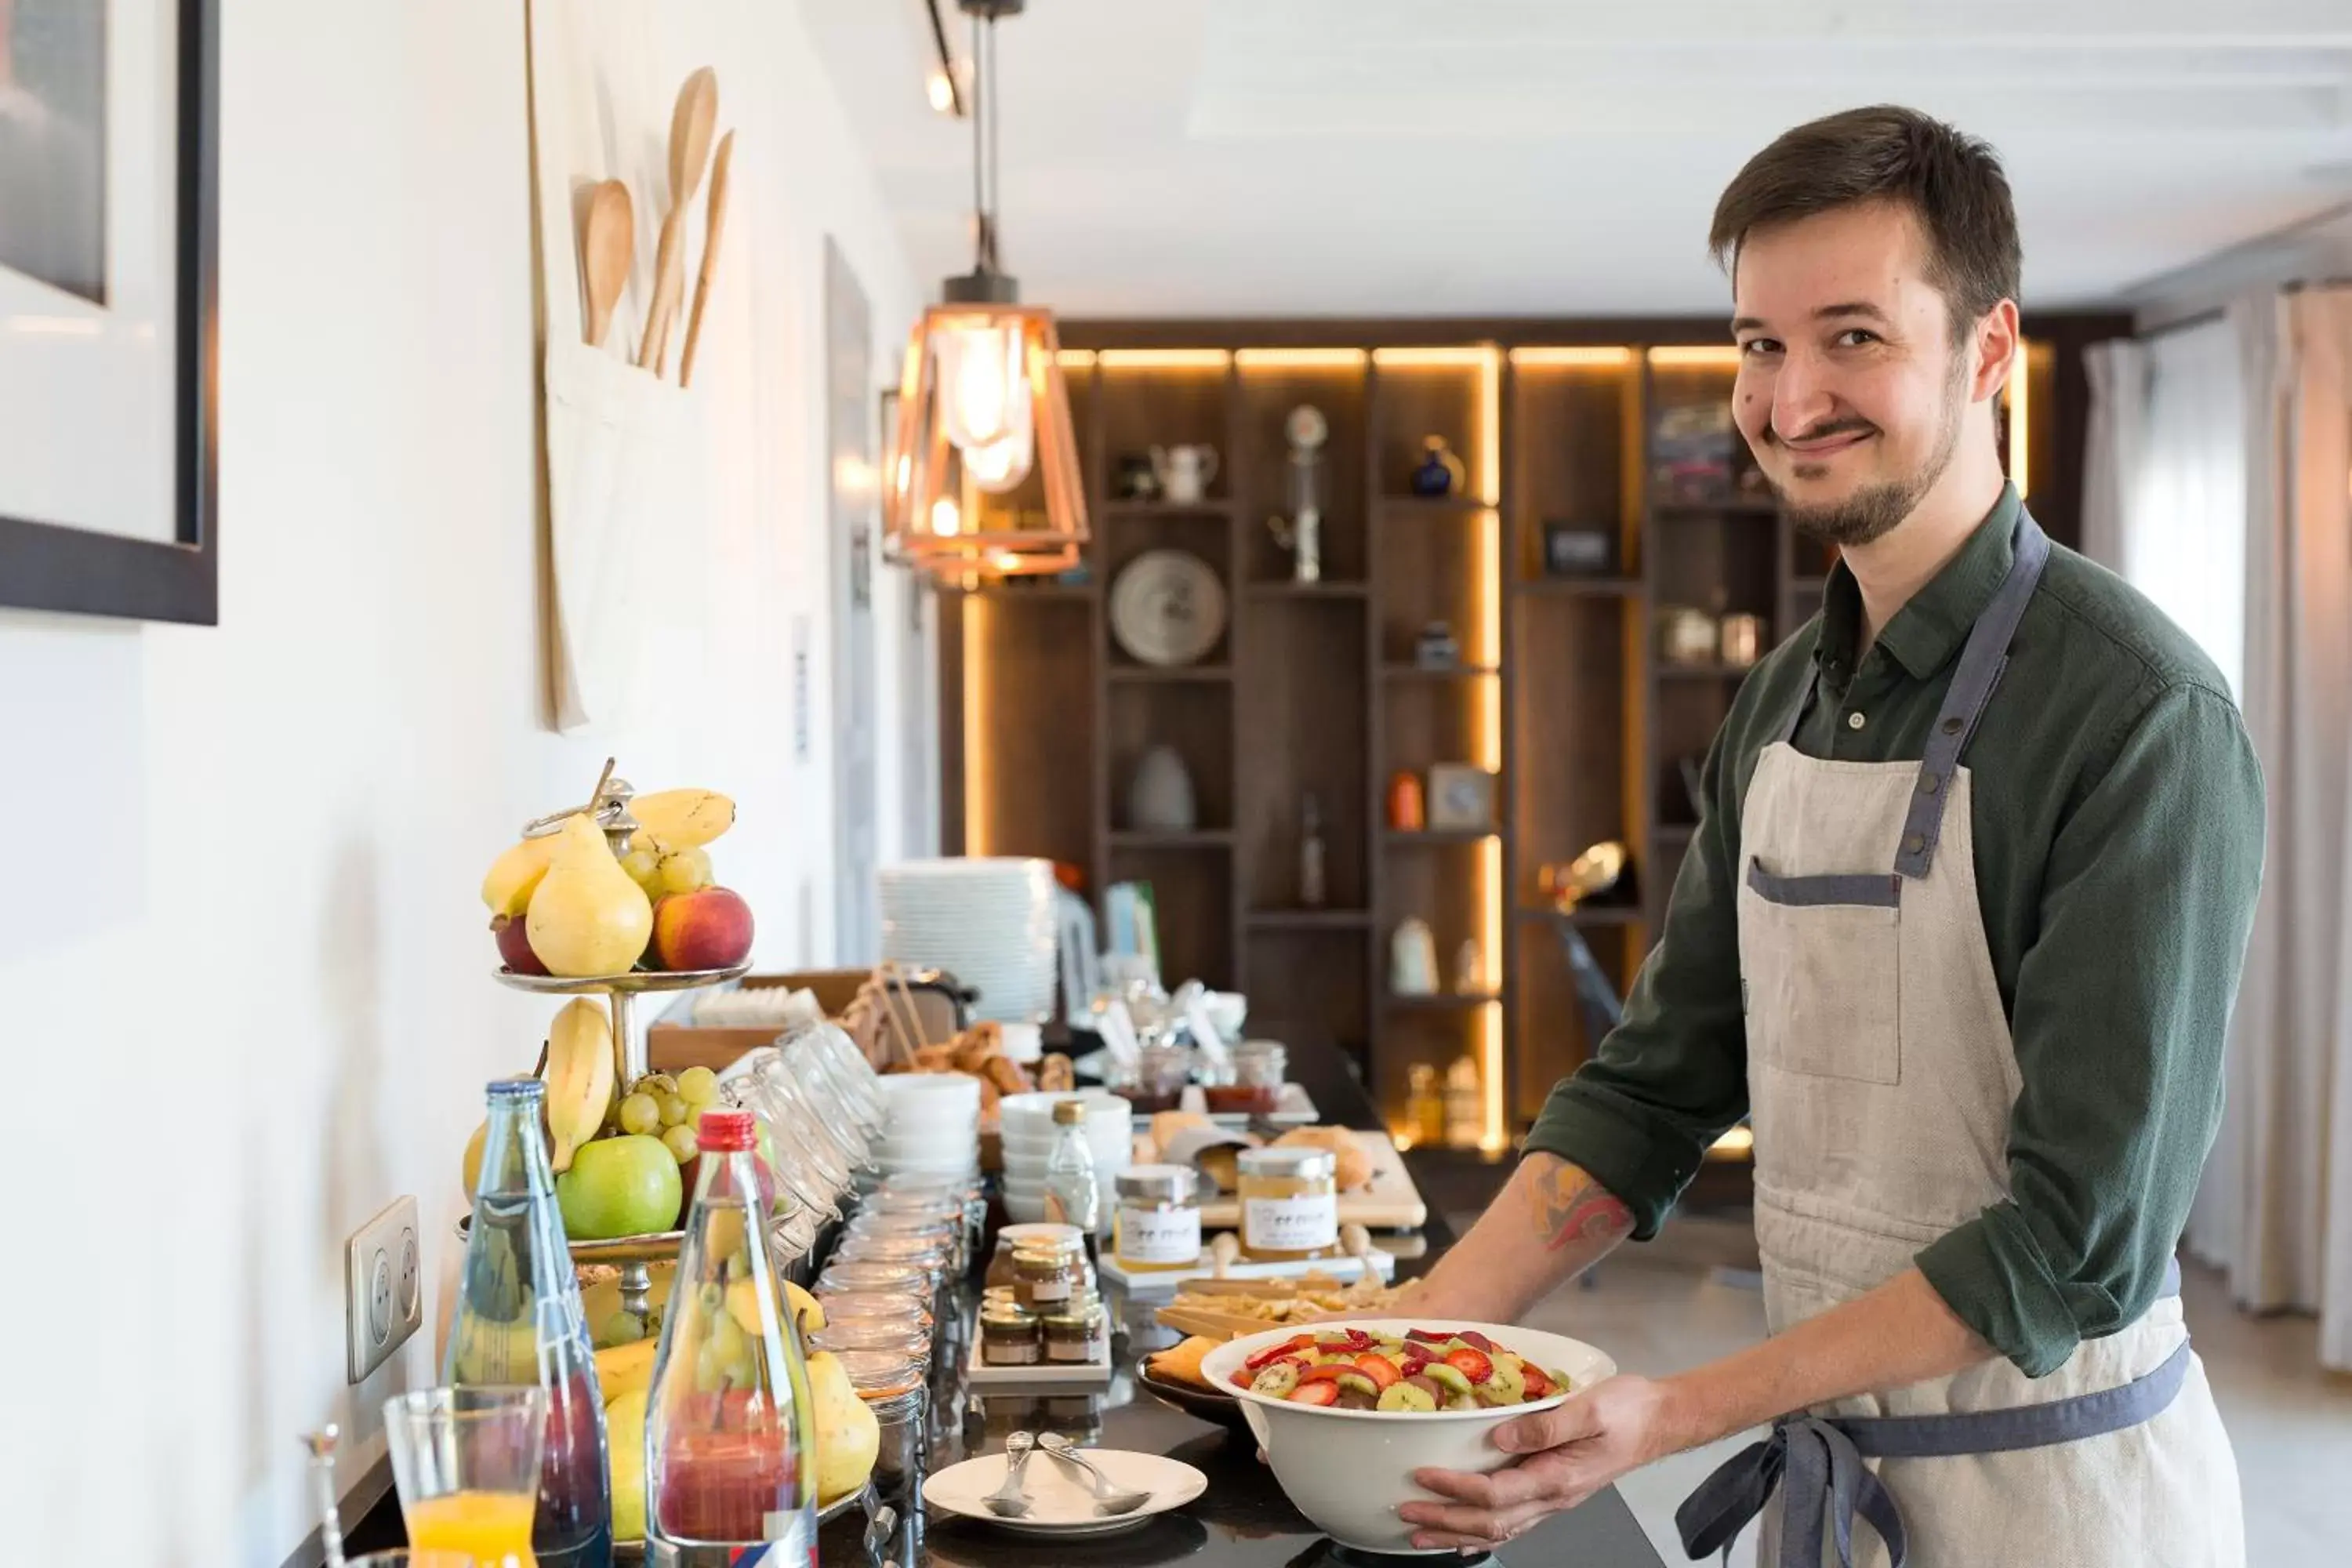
662,1123,700,1164
635,1073,678,1098
620,847,662,897
698,1282,726,1317
695,1339,730,1393
617,1092,661,1136
599,1310,644,1347
652,846,713,898
677,1065,720,1106
656,1091,690,1127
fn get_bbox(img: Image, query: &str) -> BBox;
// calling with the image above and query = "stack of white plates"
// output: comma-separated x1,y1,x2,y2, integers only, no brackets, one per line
880,858,1059,1025
873,1073,982,1182
998,1090,1133,1227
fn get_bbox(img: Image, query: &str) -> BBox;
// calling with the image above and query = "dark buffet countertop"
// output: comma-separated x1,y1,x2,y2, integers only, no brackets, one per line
356,1040,1667,1568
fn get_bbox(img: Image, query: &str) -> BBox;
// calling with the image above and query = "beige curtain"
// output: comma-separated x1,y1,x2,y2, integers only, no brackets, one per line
2078,337,2147,573
2187,288,2352,1370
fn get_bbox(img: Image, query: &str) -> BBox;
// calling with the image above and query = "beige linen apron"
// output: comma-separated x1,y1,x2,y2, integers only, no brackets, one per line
1678,514,2243,1568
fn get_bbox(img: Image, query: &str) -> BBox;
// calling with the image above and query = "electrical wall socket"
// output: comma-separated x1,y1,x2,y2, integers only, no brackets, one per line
346,1194,424,1385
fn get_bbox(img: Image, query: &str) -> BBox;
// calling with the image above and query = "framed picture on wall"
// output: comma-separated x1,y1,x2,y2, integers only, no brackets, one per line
0,0,220,624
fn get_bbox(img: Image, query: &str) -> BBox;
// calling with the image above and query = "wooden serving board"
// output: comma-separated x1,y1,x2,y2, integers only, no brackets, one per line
1196,1128,1428,1230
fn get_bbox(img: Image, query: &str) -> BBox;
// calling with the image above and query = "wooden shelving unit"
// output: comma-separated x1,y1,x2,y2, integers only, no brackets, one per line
938,315,2111,1153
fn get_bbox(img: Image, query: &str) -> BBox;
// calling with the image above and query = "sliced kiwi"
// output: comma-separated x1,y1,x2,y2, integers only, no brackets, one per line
1250,1362,1300,1397
1423,1362,1475,1399
1378,1380,1438,1412
1482,1355,1526,1401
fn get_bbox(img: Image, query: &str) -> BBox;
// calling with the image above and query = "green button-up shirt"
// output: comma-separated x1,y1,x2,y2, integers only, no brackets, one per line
1524,485,2265,1377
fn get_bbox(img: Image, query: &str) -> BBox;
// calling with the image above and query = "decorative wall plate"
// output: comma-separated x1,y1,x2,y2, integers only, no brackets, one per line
1109,549,1226,666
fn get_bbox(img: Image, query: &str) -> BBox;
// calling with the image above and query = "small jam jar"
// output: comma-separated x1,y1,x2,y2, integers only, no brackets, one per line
1203,1040,1287,1116
985,1224,1088,1290
1236,1145,1338,1262
1012,1240,1086,1312
1112,1164,1202,1274
979,1300,1042,1366
1040,1296,1109,1364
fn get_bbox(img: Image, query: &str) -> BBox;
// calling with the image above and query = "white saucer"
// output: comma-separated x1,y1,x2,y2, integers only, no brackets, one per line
921,1446,1207,1537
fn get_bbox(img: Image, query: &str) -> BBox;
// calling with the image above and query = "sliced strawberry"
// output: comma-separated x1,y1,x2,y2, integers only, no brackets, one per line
1247,1334,1317,1370
1404,1327,1454,1343
1230,1370,1254,1392
1353,1353,1402,1391
1521,1365,1553,1400
1444,1346,1495,1385
1287,1379,1341,1406
1294,1363,1358,1387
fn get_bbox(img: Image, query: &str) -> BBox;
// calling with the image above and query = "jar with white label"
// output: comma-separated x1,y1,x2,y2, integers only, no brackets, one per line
1236,1145,1339,1261
1112,1164,1201,1274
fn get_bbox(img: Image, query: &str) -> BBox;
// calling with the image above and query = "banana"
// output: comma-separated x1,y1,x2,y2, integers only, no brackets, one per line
594,1337,659,1406
545,998,616,1171
480,833,557,916
628,789,735,853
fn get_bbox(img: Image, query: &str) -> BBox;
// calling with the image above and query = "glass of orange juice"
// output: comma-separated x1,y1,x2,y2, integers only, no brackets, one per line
384,1386,546,1568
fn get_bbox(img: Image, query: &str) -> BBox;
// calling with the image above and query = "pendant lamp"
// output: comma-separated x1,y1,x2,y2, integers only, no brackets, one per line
885,0,1087,580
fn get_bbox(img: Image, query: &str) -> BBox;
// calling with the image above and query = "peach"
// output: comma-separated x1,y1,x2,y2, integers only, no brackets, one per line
651,886,753,972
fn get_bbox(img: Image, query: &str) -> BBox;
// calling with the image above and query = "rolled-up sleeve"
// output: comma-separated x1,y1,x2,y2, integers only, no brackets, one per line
1523,727,1753,1239
1916,682,2265,1377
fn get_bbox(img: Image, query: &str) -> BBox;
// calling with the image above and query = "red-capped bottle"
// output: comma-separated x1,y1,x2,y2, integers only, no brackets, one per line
643,1109,817,1567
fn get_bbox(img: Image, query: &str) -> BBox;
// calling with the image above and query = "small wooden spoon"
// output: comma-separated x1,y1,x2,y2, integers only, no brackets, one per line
678,129,734,387
638,67,719,373
579,180,633,349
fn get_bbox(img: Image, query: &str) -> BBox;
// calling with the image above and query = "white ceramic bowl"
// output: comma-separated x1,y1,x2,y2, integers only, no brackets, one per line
880,1075,982,1112
1199,1319,1617,1554
998,1089,1132,1132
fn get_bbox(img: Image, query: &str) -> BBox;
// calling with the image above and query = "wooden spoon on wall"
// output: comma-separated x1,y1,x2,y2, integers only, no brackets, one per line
637,67,719,374
677,130,734,388
579,180,633,349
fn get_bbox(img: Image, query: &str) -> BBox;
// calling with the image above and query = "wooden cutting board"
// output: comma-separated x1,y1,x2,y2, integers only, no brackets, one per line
1196,1128,1428,1230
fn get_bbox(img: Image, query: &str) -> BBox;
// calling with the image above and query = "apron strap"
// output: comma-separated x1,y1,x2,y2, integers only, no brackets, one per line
1894,511,2051,879
1674,1334,2192,1568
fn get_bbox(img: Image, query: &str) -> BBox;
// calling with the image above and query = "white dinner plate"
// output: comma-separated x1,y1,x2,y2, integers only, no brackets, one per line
922,1446,1206,1537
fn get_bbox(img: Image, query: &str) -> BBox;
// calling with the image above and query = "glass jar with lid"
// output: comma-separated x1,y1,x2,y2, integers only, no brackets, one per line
808,1318,932,1361
1011,1239,1088,1313
1040,1296,1109,1364
1204,1040,1287,1116
978,1299,1042,1366
1236,1145,1338,1262
813,1289,934,1333
834,1231,956,1278
815,1259,933,1299
985,1224,1087,1290
1112,1164,1202,1274
835,1351,927,1492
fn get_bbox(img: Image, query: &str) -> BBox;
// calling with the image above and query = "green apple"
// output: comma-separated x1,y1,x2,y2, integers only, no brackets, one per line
557,1134,684,1240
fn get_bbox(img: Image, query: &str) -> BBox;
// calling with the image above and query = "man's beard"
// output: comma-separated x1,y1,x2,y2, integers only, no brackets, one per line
1767,361,1970,547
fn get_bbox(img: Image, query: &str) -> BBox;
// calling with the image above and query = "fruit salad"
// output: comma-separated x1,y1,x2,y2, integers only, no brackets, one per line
1226,1327,1571,1412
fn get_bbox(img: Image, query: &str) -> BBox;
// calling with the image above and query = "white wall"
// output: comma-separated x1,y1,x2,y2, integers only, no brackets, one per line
0,3,920,1563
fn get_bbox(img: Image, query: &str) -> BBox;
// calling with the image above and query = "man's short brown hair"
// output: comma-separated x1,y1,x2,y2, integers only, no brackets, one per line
1708,105,2021,336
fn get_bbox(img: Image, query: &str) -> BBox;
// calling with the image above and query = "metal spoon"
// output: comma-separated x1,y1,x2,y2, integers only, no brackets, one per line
1038,1432,1152,1517
982,1430,1036,1518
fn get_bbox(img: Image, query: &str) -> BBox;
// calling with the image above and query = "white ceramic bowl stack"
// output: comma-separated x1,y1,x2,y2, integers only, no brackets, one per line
879,858,1059,1025
873,1073,983,1183
996,1089,1133,1226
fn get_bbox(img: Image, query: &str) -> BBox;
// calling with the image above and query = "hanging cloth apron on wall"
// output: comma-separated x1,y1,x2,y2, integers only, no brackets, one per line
1677,513,2244,1567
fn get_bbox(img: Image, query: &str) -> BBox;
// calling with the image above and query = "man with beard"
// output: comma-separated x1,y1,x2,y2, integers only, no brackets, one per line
1392,107,2259,1566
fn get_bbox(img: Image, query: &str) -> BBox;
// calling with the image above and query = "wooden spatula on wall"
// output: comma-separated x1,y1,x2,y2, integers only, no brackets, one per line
637,67,719,375
579,180,633,350
678,130,734,389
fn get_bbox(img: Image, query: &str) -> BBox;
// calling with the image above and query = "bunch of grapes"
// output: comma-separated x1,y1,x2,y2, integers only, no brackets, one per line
614,1064,724,1166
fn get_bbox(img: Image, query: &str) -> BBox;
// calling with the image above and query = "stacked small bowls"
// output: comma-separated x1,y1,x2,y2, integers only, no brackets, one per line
873,1073,983,1184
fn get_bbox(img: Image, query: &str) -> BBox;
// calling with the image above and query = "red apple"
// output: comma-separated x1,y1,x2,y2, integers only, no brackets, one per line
651,886,753,972
492,913,547,975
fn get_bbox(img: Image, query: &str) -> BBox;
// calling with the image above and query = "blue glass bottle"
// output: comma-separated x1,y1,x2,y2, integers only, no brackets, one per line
447,1077,615,1568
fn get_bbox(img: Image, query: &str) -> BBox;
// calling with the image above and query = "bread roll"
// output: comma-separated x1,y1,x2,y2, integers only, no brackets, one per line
1275,1125,1372,1191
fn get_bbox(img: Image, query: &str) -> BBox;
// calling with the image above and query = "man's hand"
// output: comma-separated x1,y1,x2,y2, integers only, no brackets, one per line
1398,1375,1685,1551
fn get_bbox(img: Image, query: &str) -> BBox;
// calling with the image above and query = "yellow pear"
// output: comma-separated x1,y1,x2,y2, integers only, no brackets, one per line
606,1387,649,1542
525,815,652,978
594,1337,659,1408
481,833,557,916
785,1280,825,1336
459,1120,488,1198
808,1350,880,1504
722,1276,826,1341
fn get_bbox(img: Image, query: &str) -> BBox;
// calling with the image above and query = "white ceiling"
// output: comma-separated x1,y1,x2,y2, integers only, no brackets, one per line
800,0,2352,320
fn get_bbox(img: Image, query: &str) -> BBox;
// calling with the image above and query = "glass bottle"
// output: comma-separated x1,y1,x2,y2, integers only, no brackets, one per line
644,1109,818,1567
445,1077,615,1568
1298,793,1327,909
1040,1098,1102,1252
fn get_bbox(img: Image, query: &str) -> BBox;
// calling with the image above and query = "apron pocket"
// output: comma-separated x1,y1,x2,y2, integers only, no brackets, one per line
1739,859,1902,1085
